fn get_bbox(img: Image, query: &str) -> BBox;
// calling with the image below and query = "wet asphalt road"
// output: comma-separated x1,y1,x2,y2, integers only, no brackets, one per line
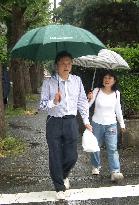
0,100,139,205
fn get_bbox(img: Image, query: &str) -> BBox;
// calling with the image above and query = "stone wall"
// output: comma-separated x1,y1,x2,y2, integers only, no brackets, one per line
123,119,139,147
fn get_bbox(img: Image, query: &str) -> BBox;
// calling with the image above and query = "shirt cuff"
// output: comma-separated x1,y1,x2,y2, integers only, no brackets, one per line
83,117,90,125
47,100,57,108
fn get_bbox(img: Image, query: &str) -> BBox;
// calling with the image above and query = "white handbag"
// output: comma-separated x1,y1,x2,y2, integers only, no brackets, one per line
82,129,100,152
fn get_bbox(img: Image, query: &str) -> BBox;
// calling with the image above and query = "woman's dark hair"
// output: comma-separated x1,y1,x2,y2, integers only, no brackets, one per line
98,69,118,91
55,51,73,64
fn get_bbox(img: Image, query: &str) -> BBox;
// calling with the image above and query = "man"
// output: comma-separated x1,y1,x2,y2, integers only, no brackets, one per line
40,51,92,200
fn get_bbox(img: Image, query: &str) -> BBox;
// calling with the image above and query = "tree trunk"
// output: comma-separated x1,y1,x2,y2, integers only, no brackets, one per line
38,64,44,87
29,63,39,94
23,62,32,94
11,59,26,109
10,5,26,109
0,64,6,139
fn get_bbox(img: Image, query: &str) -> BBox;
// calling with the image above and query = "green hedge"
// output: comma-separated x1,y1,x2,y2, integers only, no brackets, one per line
112,47,139,117
112,46,139,72
118,74,139,117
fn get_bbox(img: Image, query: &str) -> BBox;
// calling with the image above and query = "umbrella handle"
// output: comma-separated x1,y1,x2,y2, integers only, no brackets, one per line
58,75,60,92
91,68,96,90
58,86,60,92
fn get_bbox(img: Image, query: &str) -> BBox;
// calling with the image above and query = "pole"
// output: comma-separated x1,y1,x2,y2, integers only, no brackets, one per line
53,0,57,23
54,0,56,9
91,68,96,90
0,63,6,139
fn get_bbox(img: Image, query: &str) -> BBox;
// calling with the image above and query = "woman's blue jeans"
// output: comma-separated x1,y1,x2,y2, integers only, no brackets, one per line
91,121,120,173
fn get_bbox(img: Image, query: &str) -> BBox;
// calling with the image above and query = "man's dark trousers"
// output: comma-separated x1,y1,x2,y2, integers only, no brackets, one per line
46,116,79,192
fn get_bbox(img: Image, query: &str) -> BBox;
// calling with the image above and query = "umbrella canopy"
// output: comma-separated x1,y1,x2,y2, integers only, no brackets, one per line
11,24,105,61
73,49,130,69
73,49,130,90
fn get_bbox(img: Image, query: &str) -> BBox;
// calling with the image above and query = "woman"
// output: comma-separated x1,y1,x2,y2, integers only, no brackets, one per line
88,70,125,182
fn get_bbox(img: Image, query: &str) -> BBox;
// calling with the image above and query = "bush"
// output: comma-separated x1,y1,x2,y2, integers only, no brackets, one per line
118,74,139,118
112,46,139,73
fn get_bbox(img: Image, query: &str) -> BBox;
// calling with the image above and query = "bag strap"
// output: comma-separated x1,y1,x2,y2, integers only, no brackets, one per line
115,90,117,99
94,88,100,105
95,89,116,102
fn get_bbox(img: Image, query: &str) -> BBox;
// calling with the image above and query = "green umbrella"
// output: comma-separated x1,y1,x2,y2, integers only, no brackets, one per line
11,24,105,61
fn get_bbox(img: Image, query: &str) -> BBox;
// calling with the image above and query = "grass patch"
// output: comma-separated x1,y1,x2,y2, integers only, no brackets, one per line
6,106,25,117
26,94,39,102
0,135,26,157
5,106,38,118
5,94,39,117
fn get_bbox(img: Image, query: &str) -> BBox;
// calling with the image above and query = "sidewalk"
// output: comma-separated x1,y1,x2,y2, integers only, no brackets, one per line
0,97,139,197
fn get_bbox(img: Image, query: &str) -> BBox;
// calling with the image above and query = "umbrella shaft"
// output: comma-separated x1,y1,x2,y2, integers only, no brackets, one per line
92,68,96,90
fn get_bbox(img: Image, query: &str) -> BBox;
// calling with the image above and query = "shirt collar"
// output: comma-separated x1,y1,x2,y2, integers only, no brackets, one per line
56,73,72,82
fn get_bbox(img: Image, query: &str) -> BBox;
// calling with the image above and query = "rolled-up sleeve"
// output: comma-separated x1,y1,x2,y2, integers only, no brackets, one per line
39,79,56,110
77,78,90,125
115,91,125,128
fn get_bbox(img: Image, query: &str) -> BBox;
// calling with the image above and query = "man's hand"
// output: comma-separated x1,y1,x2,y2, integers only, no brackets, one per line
87,91,93,102
85,124,92,132
54,91,62,105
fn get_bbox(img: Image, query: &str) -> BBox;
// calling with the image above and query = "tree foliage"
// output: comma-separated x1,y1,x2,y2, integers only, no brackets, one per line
0,36,7,63
0,0,51,110
24,0,51,29
56,1,139,47
0,0,51,56
0,0,51,32
56,0,94,26
82,1,139,46
56,0,130,25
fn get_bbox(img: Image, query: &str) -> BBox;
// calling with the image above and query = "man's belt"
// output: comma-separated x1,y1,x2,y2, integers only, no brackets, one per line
48,115,75,119
62,115,75,119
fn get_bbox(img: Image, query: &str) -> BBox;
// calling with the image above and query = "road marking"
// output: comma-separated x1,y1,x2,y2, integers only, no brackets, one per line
0,184,139,204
